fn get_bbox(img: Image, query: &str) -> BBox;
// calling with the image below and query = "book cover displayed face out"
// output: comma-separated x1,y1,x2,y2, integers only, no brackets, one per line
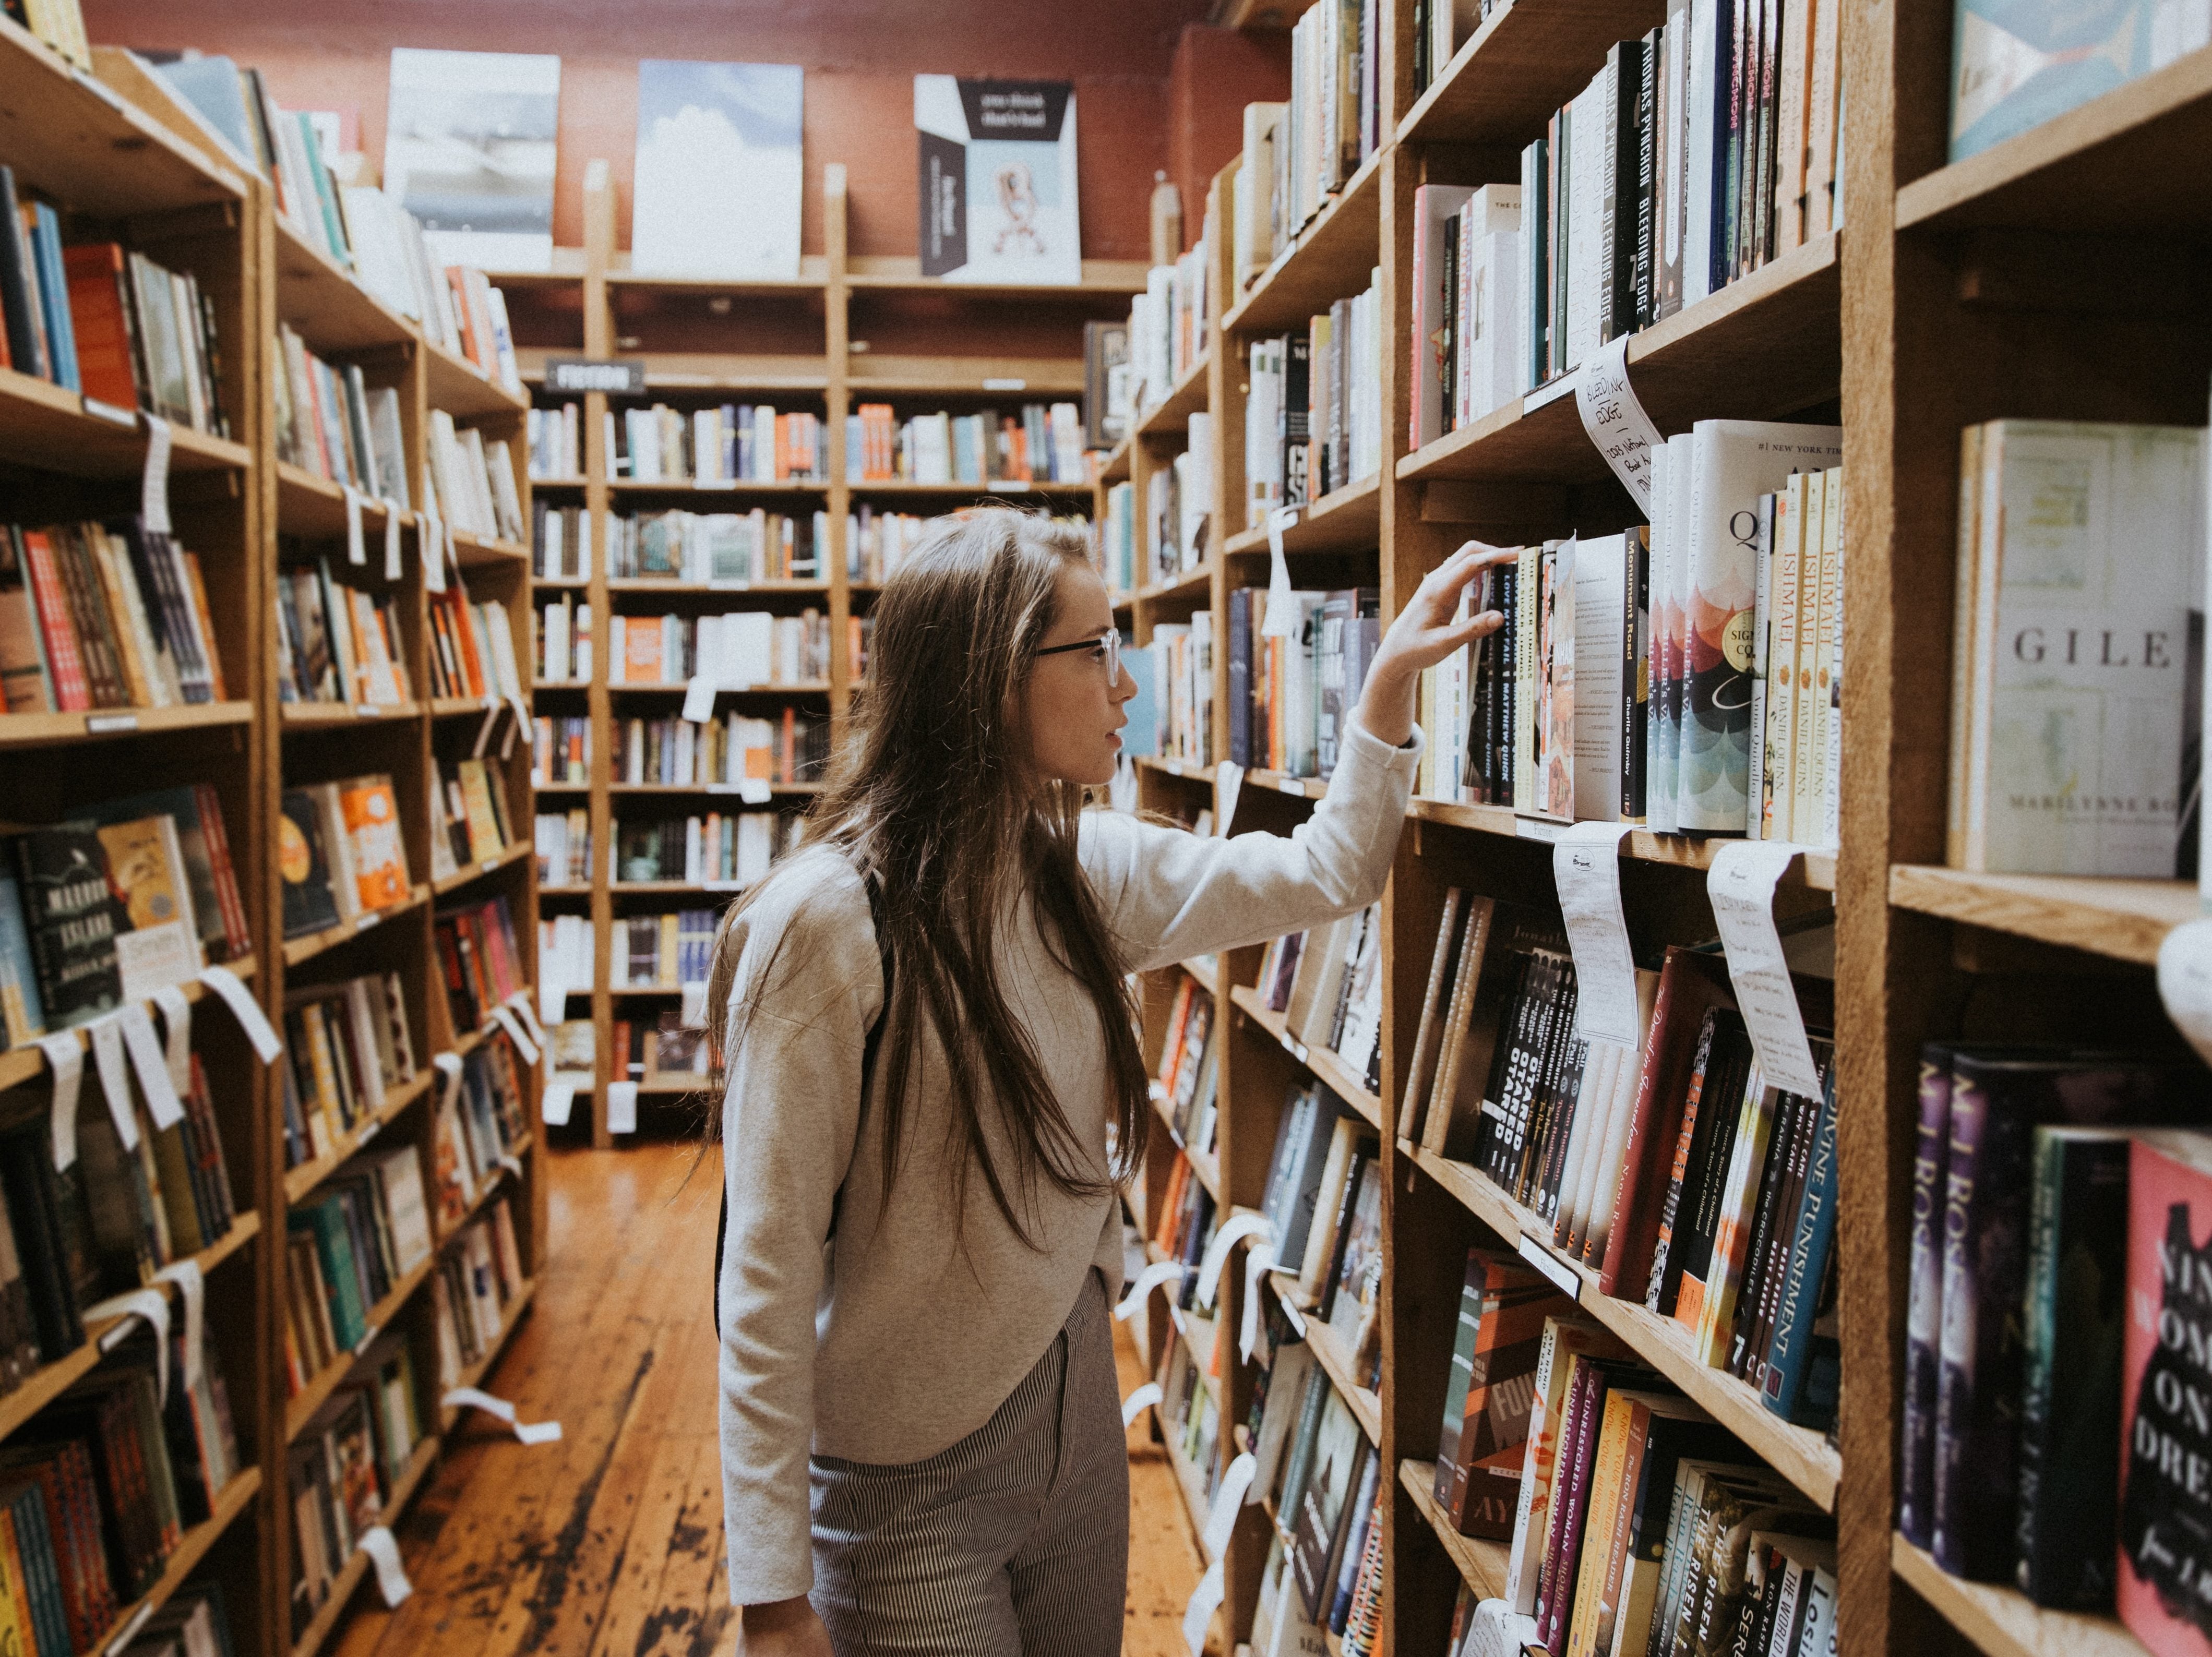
383,49,560,274
913,77,1080,285
91,815,201,1003
630,62,803,281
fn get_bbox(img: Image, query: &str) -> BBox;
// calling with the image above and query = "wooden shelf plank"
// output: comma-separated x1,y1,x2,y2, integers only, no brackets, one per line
1896,48,2212,234
1411,1145,1840,1512
1224,155,1384,335
0,956,257,1098
1294,1290,1383,1445
279,701,424,730
1222,472,1383,557
606,252,831,292
0,365,249,478
449,526,530,568
1230,984,1384,1131
605,781,824,796
1097,436,1132,485
605,476,827,497
288,1434,441,1657
1397,233,1840,492
422,338,527,419
1400,1458,1513,1602
1893,1534,2148,1657
274,463,409,539
845,256,1151,296
1136,756,1216,784
606,681,830,696
845,358,1089,397
0,700,254,752
272,217,416,355
1398,0,1669,149
1410,797,1838,888
1133,559,1217,607
431,840,532,897
283,1072,436,1206
282,885,432,969
1138,353,1213,438
1888,864,2192,965
92,1469,262,1657
604,578,830,595
844,479,1093,498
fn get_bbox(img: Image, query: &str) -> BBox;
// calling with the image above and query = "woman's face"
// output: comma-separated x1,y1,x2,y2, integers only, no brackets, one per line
1025,561,1138,786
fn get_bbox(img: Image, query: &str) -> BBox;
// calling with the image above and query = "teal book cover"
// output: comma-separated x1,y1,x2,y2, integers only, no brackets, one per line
1948,0,2202,161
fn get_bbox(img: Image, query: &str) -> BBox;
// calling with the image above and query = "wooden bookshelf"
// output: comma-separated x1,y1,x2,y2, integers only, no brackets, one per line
1891,1537,2148,1657
1398,1459,1511,1602
0,46,554,1657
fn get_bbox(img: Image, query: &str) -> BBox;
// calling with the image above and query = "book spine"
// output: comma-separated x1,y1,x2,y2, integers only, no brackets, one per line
1762,1069,1837,1423
1897,1049,1952,1548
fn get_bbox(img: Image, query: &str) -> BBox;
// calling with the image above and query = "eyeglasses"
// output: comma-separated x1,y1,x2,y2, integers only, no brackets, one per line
1034,627,1121,681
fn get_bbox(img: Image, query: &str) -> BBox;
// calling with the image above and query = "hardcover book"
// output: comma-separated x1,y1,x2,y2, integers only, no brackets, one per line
383,49,560,272
278,790,342,941
7,826,125,1030
631,62,803,281
913,77,1081,285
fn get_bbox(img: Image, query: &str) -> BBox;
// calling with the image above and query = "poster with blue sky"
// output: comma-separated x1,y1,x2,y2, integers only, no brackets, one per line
632,62,804,280
385,48,560,273
914,76,1080,285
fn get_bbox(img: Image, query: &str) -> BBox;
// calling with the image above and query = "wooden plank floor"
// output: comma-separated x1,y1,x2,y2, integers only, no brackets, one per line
330,1142,1205,1657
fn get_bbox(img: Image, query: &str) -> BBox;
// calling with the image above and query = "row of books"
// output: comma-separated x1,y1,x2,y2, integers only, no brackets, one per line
613,1013,707,1087
424,410,527,546
1252,899,1385,1096
1096,484,1138,597
526,403,582,483
1151,1154,1218,1315
273,326,409,501
1157,1320,1225,1496
279,970,419,1172
1406,893,1842,1425
1155,977,1220,1158
431,1042,528,1230
1256,279,1383,517
428,1196,526,1386
605,610,830,689
1083,318,1133,452
1897,1054,2212,1626
615,911,719,991
275,562,408,707
615,710,830,788
604,507,827,583
284,1144,435,1391
535,812,591,888
1408,0,1492,92
1256,1100,1385,1370
0,1323,242,1652
0,170,227,438
532,716,590,787
609,403,827,485
1123,227,1212,423
431,755,518,880
847,507,949,586
278,778,412,940
1230,586,1382,781
1141,413,1215,586
424,591,525,707
1253,1486,1383,1656
1414,423,1843,841
1145,610,1212,767
432,894,528,1034
531,501,588,581
1950,419,2202,880
846,402,1087,486
2,788,252,1038
76,1048,241,1287
612,811,793,888
153,56,525,392
534,595,590,685
286,1337,422,1640
1,518,226,714
1235,1,1383,297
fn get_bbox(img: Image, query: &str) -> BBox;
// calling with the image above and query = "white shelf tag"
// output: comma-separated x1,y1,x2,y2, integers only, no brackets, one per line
441,1385,563,1443
1115,1259,1186,1323
38,1033,82,1171
119,1003,185,1130
344,485,366,565
153,1258,205,1394
1573,334,1662,512
1707,841,1823,1097
357,1526,413,1607
607,1080,638,1134
2159,918,2212,1067
1120,1382,1163,1428
384,503,403,580
1554,822,1641,1047
1201,1452,1259,1557
150,984,192,1098
197,965,282,1063
1260,508,1299,639
681,674,717,724
1182,1558,1225,1657
140,415,172,535
540,1077,576,1126
1193,1212,1271,1311
1516,1232,1580,1302
87,1016,138,1152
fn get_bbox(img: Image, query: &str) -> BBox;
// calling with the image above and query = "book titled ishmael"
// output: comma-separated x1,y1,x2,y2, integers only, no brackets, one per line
913,77,1080,286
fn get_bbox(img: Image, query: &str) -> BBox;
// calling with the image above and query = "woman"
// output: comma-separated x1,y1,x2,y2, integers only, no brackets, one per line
710,509,1505,1656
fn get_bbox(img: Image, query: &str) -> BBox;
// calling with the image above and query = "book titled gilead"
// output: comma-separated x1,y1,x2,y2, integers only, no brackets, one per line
913,77,1081,285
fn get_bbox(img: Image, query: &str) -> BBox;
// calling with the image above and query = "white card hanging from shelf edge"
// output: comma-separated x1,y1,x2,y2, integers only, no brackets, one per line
1572,334,1661,513
1260,508,1299,638
37,1032,81,1170
140,414,172,534
1706,840,1823,1097
1553,821,1642,1048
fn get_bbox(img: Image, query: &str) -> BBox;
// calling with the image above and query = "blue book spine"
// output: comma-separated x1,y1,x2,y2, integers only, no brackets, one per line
30,203,77,392
1762,1066,1838,1426
0,874,46,1047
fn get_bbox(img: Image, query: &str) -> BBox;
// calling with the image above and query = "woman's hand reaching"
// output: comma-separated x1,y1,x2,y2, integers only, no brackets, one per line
1354,539,1519,748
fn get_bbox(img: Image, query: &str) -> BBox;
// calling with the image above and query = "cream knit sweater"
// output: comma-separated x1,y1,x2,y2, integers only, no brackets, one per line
716,719,1421,1602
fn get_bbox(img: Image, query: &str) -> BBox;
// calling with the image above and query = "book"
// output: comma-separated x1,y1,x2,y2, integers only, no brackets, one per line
631,62,803,280
278,790,343,940
7,825,127,1030
384,50,561,272
1288,1387,1368,1624
913,77,1081,285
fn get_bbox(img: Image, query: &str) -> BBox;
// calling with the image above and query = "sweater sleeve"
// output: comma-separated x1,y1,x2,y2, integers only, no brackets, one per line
1082,717,1422,972
716,863,883,1604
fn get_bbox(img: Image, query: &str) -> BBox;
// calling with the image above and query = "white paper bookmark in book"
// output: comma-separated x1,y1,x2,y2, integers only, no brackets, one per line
607,1080,638,1134
87,1016,138,1151
344,485,367,566
1240,1244,1280,1363
538,972,568,1029
1182,1557,1226,1657
1707,841,1823,1096
441,1386,564,1443
1554,822,1641,1048
1120,1382,1163,1428
1213,761,1245,838
540,1077,576,1127
154,1258,205,1394
504,991,546,1050
37,1034,81,1171
1573,334,1663,513
1193,1211,1271,1311
356,1526,413,1606
1259,508,1299,639
1115,1259,1186,1322
432,1051,464,1115
384,504,403,580
491,1005,540,1066
84,1287,168,1394
1201,1453,1259,1556
119,1004,185,1130
151,985,191,1098
421,505,447,593
140,414,172,534
2159,919,2212,1066
681,674,717,725
197,965,282,1063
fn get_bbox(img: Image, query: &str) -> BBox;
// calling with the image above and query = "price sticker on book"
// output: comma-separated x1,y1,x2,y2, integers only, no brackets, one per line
1554,822,1641,1047
1707,841,1823,1096
344,485,366,565
1573,334,1663,513
140,414,172,535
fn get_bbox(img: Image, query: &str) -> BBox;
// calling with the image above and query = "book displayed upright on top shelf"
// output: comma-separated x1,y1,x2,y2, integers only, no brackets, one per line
913,77,1080,285
631,61,803,281
1947,0,2207,162
384,49,561,273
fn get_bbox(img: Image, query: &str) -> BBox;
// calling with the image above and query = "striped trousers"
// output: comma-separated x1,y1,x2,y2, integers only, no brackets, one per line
808,1269,1129,1655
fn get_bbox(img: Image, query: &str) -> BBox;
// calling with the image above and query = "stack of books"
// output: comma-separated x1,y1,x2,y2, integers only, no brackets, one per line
2,518,228,714
278,776,414,939
605,508,828,583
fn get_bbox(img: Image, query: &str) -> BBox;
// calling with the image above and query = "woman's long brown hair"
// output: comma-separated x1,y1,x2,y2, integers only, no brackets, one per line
702,509,1151,1245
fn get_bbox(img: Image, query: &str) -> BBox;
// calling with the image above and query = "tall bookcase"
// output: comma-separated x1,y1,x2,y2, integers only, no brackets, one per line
0,29,546,1657
1098,4,2212,1656
502,167,1145,1146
